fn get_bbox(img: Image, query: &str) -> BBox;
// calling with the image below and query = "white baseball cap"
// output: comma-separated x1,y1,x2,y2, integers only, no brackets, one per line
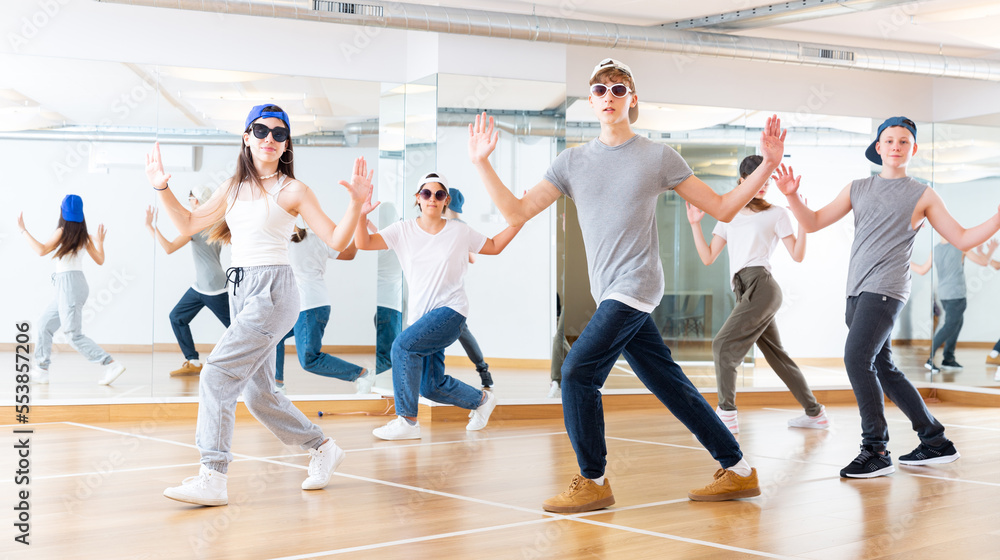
591,58,638,124
417,172,449,190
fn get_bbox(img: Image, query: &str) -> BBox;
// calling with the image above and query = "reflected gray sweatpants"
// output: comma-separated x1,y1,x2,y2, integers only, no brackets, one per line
713,267,822,415
196,265,325,473
35,271,113,370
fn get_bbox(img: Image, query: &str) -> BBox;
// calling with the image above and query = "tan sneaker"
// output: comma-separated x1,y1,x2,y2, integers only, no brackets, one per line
986,353,1000,366
170,361,202,377
688,468,761,502
542,474,615,513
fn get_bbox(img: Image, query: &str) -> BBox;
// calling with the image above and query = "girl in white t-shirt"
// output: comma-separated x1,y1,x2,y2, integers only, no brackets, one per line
687,155,827,434
355,172,521,440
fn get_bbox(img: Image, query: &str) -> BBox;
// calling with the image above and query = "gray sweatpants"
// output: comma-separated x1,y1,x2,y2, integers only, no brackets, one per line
196,265,325,473
35,271,113,370
713,267,822,415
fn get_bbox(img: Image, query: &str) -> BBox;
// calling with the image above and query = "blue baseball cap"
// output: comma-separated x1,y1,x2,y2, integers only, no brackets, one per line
61,194,84,223
245,104,290,132
865,116,917,165
448,188,465,214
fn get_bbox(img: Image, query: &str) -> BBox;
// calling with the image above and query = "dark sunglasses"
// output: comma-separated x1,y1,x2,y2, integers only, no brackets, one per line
250,122,290,143
418,188,448,201
590,83,631,98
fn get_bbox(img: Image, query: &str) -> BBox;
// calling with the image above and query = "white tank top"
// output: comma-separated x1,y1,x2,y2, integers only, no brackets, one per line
226,175,297,267
54,250,83,273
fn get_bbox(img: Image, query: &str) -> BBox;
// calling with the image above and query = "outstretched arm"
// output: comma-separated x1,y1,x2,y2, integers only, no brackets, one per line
921,189,1000,251
145,142,228,235
86,224,107,266
676,115,785,222
685,203,726,265
910,253,932,275
145,206,190,254
478,223,524,256
781,226,807,263
964,239,998,266
469,113,560,226
17,213,61,256
354,186,388,251
775,164,852,233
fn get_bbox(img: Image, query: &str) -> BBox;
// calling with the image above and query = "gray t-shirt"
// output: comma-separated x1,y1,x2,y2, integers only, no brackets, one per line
543,135,693,311
190,231,227,295
934,243,966,300
846,175,928,302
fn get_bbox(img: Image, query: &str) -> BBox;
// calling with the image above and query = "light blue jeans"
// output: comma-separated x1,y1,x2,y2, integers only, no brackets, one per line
275,305,364,383
391,306,485,418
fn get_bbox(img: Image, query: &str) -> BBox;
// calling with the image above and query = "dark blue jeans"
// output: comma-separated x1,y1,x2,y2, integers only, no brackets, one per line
169,288,231,361
931,298,966,362
561,299,742,479
275,305,364,383
391,307,484,418
457,323,488,372
375,306,402,374
844,292,947,452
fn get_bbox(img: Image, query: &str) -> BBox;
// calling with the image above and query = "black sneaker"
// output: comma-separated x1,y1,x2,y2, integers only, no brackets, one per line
924,359,940,374
940,360,963,371
899,441,960,465
840,445,895,478
477,364,493,388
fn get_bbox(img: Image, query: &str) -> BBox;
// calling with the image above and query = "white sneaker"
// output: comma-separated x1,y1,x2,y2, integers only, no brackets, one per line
373,416,421,440
301,438,345,490
715,407,739,434
276,383,286,395
31,368,49,384
788,405,831,429
98,362,126,386
467,390,497,431
546,380,560,399
355,368,375,395
164,465,228,506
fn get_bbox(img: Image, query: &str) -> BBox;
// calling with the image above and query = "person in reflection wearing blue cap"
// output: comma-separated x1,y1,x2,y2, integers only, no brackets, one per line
442,187,497,390
776,116,1000,478
146,104,372,506
18,195,127,386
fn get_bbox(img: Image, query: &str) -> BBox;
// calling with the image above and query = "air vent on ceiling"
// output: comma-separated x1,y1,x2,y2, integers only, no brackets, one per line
801,46,856,62
313,1,383,16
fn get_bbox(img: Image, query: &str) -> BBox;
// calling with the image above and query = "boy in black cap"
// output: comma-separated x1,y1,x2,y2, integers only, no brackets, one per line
470,58,787,511
776,116,1000,477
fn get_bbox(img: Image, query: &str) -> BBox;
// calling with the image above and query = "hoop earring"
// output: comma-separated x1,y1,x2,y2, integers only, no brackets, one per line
280,150,294,164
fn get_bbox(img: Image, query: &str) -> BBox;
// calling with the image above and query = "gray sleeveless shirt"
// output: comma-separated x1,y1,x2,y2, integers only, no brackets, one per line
846,175,928,303
934,243,966,300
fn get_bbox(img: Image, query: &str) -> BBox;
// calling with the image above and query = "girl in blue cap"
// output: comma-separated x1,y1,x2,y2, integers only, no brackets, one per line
146,104,371,506
18,195,126,386
777,116,1000,478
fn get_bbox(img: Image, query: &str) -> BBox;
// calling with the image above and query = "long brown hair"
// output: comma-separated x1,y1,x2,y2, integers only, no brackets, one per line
53,216,89,259
208,105,296,244
740,155,772,213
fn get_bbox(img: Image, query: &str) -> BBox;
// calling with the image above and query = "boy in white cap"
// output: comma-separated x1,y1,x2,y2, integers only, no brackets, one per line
145,185,231,376
776,116,1000,478
469,58,786,511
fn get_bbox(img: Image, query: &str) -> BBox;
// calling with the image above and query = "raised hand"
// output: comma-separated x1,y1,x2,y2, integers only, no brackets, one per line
759,114,787,165
17,212,26,233
360,184,381,217
986,238,999,255
339,156,374,203
685,202,705,224
468,112,499,163
145,142,172,190
773,163,801,197
96,224,107,244
144,206,157,229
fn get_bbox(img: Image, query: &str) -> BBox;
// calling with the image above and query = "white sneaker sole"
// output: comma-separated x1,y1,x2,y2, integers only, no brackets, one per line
163,489,228,506
899,452,960,466
841,465,895,478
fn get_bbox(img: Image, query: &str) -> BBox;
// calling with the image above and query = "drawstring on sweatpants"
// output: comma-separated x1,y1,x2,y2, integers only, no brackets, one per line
226,267,244,295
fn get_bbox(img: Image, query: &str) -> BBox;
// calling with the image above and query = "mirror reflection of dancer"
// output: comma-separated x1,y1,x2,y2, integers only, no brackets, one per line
146,104,370,506
687,155,828,434
275,226,374,394
442,187,495,389
469,58,785,512
355,172,521,440
778,116,1000,477
18,195,126,386
911,238,997,373
144,186,230,377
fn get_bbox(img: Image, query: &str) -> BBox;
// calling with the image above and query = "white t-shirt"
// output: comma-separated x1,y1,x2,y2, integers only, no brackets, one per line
712,205,794,289
380,219,487,322
288,231,339,312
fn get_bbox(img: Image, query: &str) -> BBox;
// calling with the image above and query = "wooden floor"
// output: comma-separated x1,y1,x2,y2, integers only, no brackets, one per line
4,401,999,559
